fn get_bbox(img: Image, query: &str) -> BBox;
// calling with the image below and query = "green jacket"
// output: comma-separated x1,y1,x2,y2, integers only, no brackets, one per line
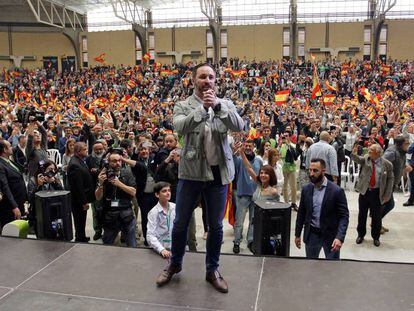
173,95,244,185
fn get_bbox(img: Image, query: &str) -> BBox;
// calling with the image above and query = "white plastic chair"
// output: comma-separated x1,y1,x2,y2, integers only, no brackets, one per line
46,149,62,170
352,161,360,186
341,155,351,189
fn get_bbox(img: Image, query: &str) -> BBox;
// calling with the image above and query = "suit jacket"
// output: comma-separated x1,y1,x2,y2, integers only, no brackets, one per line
0,157,27,225
352,154,394,205
67,156,95,206
12,146,26,173
295,180,349,244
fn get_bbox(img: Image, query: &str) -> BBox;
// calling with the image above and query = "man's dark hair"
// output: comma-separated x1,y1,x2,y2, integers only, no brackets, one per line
395,134,408,148
0,139,7,155
154,181,171,194
192,63,215,78
310,158,326,169
120,139,133,150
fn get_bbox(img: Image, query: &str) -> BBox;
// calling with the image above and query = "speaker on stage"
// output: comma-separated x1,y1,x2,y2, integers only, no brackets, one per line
35,190,73,241
253,200,291,256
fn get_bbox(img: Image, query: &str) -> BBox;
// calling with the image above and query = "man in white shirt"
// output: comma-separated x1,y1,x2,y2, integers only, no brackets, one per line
147,182,176,258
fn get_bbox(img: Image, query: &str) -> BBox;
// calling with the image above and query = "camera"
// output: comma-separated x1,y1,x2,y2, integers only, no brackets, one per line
106,168,117,182
28,110,45,122
42,170,56,178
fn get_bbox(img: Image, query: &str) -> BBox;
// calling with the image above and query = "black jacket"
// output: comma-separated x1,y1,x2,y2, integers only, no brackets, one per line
67,156,95,206
12,146,27,173
295,180,349,243
0,157,27,225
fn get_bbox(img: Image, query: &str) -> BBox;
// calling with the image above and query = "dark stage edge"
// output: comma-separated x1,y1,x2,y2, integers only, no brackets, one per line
0,237,413,311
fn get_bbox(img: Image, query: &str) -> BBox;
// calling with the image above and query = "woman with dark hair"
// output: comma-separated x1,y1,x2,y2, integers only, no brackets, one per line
27,159,63,235
239,144,280,202
62,138,76,190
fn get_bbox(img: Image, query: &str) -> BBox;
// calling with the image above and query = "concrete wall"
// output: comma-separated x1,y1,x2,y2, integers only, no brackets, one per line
387,20,414,60
227,24,283,61
0,31,74,70
86,30,135,67
1,19,414,70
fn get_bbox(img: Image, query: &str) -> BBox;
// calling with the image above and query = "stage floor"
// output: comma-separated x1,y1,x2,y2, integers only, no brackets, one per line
0,237,413,311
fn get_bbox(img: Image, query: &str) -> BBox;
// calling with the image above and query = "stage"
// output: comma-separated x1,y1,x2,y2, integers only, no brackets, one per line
0,237,413,311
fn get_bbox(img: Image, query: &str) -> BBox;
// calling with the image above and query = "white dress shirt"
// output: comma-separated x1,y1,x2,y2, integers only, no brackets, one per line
146,202,176,254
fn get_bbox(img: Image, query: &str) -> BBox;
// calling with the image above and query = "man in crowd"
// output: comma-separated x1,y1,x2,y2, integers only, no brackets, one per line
352,144,394,247
95,149,137,247
232,139,262,254
295,158,349,259
67,142,95,242
0,140,27,231
306,131,338,183
381,135,411,232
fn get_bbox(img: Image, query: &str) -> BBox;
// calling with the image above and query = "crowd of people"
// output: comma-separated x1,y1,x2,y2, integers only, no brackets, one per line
0,58,413,263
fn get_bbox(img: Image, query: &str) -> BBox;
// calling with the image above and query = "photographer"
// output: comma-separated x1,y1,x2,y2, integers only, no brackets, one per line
95,149,137,247
27,160,63,235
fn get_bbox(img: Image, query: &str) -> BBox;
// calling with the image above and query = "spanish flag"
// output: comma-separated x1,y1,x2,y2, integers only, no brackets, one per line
224,183,235,226
160,69,171,76
143,52,151,62
311,65,322,99
94,53,106,64
85,87,92,95
126,79,137,89
364,63,372,71
275,89,290,105
323,94,336,105
255,77,264,84
325,80,337,92
381,65,391,76
231,69,247,77
79,104,96,122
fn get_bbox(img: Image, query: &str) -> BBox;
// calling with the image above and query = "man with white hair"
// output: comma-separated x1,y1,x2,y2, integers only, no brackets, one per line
352,143,394,247
306,131,338,183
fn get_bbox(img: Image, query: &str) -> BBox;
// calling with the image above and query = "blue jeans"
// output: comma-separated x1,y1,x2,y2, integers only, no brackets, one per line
382,194,394,218
170,167,228,273
233,195,254,245
103,217,137,248
305,231,340,260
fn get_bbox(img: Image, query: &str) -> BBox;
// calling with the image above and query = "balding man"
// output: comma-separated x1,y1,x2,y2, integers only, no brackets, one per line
352,143,394,247
67,142,95,242
306,131,338,182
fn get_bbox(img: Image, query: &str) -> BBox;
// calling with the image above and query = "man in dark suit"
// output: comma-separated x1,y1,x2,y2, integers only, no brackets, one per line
67,142,95,242
0,140,27,231
295,158,349,260
12,135,27,173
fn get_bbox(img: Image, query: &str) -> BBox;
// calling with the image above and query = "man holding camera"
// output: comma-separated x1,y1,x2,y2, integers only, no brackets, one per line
95,149,137,247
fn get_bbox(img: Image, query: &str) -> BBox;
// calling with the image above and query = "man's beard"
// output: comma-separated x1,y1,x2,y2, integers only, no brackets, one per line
309,174,323,184
92,152,103,160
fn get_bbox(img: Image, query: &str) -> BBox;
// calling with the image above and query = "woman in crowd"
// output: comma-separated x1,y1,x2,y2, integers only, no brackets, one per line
62,138,76,190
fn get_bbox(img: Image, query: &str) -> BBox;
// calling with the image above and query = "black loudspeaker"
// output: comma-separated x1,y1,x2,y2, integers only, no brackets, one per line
253,200,291,256
35,190,73,241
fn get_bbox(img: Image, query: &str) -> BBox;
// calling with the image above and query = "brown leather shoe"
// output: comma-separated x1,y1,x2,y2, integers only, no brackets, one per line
206,270,228,293
156,264,182,287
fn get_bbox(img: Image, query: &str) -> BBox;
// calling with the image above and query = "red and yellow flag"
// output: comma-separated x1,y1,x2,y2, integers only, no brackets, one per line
126,79,137,89
323,94,336,105
143,52,151,62
94,53,106,64
275,90,290,105
381,65,391,76
311,65,322,99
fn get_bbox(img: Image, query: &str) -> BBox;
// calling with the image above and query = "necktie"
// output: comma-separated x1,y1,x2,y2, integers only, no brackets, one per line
369,160,376,188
